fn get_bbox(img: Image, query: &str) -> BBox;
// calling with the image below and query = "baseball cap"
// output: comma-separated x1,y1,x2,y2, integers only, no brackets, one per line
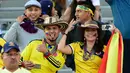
40,0,53,14
3,42,20,53
24,0,41,9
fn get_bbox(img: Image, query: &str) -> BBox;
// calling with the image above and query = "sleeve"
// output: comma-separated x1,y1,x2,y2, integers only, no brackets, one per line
68,42,79,54
3,22,19,43
0,38,6,47
91,0,100,6
45,52,65,71
21,41,33,60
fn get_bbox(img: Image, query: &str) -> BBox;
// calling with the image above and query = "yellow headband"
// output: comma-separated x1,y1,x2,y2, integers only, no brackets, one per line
76,5,94,16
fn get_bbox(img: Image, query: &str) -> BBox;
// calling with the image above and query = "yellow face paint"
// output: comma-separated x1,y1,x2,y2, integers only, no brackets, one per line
76,5,94,16
44,29,49,35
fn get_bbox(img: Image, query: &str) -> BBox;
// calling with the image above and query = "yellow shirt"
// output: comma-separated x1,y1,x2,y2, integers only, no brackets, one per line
21,40,65,73
0,38,6,47
69,42,105,73
0,38,6,68
0,67,31,73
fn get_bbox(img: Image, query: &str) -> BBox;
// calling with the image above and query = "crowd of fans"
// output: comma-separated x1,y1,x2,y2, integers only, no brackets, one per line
0,0,129,73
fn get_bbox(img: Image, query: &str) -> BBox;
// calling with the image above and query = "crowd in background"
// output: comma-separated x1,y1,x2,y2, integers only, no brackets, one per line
0,0,130,73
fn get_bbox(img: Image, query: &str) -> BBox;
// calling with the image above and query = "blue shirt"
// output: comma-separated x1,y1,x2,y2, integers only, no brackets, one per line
106,0,130,39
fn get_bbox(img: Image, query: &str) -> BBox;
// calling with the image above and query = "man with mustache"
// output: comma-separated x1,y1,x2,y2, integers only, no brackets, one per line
21,16,68,73
0,42,30,73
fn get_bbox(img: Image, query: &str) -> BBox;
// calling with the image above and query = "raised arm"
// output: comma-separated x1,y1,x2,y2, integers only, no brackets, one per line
57,19,77,54
60,7,71,22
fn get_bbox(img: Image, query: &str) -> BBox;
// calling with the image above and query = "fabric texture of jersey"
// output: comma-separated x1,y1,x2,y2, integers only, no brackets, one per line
0,38,6,47
69,42,104,73
0,67,31,73
21,40,65,73
0,38,6,68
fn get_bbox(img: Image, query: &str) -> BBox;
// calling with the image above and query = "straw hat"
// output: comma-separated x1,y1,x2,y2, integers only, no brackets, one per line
35,16,68,30
81,21,99,29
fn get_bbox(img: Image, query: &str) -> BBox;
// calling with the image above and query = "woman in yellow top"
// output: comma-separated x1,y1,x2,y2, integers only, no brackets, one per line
0,38,6,68
58,20,105,73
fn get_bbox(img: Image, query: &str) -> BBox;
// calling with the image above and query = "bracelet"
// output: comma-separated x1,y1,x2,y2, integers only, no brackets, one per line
44,51,51,58
21,62,25,68
62,32,67,35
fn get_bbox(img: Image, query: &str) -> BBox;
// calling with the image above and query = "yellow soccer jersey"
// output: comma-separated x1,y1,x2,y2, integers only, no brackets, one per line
0,38,6,68
0,38,6,47
69,42,105,73
21,40,65,73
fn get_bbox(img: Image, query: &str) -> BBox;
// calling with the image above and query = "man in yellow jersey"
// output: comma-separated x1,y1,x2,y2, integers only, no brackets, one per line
21,16,68,73
0,42,31,73
0,38,6,68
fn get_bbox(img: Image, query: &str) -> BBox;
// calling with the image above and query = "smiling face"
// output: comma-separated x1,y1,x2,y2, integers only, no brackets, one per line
24,6,41,21
84,28,98,42
44,25,60,42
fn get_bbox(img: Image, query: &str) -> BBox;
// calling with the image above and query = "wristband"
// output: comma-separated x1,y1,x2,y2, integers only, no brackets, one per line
21,62,25,68
44,51,51,58
62,32,67,35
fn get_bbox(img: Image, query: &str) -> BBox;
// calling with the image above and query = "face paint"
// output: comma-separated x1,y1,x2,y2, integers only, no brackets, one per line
45,29,49,36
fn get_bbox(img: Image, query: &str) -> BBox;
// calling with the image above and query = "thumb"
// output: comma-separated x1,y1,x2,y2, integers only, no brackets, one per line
42,39,45,44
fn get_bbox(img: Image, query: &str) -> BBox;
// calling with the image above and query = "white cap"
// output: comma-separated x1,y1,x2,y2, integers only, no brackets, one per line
24,0,41,8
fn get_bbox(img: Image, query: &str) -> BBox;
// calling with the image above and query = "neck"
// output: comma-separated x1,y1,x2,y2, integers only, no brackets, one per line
45,39,56,45
5,66,18,72
82,17,92,24
86,40,95,52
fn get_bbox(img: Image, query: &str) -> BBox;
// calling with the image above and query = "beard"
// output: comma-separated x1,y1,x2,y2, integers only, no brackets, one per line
46,33,58,43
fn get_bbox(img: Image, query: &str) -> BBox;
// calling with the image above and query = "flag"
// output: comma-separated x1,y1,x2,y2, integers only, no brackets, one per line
98,32,124,73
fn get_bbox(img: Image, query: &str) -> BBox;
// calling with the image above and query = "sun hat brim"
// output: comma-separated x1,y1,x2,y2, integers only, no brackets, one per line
35,20,68,30
81,24,99,29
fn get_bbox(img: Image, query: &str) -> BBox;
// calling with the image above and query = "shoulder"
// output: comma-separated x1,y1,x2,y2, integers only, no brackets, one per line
69,42,83,48
11,22,20,27
0,38,6,47
20,67,31,73
27,39,42,46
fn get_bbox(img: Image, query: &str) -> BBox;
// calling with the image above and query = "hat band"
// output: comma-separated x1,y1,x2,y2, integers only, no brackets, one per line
76,5,94,16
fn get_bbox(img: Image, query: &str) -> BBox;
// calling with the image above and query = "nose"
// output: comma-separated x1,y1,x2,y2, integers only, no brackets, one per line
32,10,36,14
11,55,16,59
49,29,55,33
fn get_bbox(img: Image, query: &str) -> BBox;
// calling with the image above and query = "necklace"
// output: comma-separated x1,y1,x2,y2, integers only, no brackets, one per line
44,39,58,54
82,43,95,61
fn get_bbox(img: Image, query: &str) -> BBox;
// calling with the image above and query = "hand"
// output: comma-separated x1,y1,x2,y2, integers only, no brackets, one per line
113,27,120,33
16,15,26,23
37,39,48,53
23,61,34,70
109,25,120,33
65,19,78,34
